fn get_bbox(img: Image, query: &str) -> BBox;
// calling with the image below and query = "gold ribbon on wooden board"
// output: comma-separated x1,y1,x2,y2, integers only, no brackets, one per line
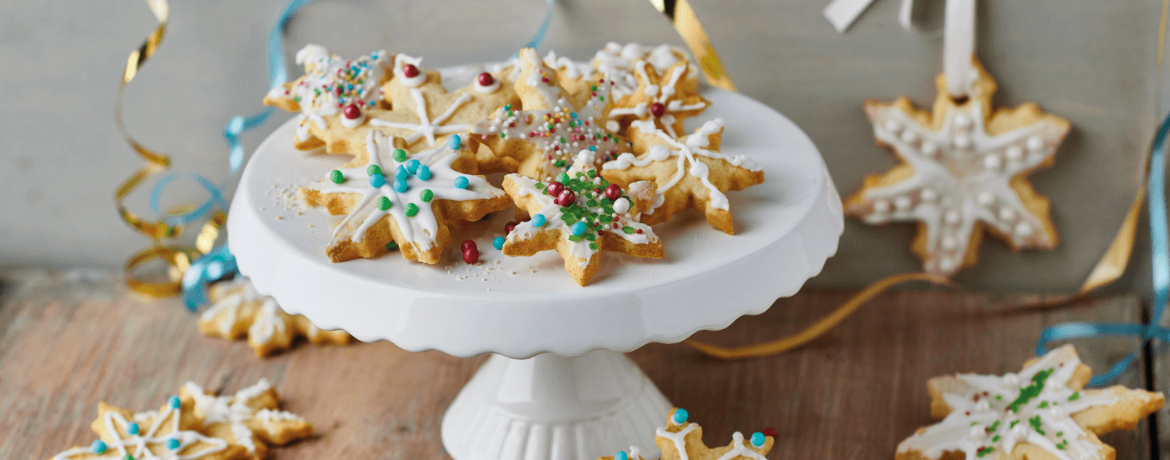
114,0,226,297
659,0,1164,359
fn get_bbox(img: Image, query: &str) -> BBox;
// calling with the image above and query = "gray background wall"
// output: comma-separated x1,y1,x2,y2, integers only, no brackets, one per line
0,0,1162,290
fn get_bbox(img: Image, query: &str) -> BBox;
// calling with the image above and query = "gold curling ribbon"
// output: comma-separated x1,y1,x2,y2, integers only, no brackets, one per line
114,0,224,297
683,0,1168,359
648,0,737,91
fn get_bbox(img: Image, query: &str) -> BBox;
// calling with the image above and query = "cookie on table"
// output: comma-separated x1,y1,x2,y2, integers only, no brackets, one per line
48,394,248,460
601,119,764,234
501,151,662,286
200,277,352,357
591,42,696,101
897,344,1164,460
598,408,776,460
470,47,630,181
301,131,511,264
263,44,393,152
181,379,313,460
608,59,708,137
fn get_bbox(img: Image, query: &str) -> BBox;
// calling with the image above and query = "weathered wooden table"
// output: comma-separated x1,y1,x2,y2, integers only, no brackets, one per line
1,268,1164,459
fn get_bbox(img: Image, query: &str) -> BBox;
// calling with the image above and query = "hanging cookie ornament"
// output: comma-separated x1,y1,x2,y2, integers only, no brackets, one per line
844,0,1070,276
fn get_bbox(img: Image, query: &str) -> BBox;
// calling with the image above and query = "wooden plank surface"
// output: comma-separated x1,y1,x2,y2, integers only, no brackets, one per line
0,268,1156,460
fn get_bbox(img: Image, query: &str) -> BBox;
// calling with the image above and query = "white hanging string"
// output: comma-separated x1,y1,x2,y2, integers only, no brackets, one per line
943,0,977,98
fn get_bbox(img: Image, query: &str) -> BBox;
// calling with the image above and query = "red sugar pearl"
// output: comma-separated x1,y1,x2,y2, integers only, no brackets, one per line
461,239,477,252
402,64,420,78
504,221,518,235
762,427,777,439
477,72,495,86
604,184,622,200
555,189,576,206
546,182,564,197
650,102,667,118
343,103,362,120
462,246,480,264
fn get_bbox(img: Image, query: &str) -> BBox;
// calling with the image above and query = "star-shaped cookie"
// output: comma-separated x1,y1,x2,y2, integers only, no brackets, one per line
263,44,392,152
598,408,776,460
502,152,663,286
608,59,708,137
49,394,248,460
844,59,1070,276
301,131,511,264
200,277,352,357
591,42,695,102
470,47,630,181
601,119,765,234
897,345,1163,460
181,379,313,460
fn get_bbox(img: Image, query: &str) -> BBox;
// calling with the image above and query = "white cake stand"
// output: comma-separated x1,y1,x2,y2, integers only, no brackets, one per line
228,70,842,460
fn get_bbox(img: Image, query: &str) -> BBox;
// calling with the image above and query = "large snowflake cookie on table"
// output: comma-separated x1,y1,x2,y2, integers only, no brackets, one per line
200,277,352,357
845,59,1070,276
897,345,1163,460
263,45,392,152
301,131,511,264
470,47,629,181
598,408,776,460
180,379,313,460
602,119,764,234
502,152,662,286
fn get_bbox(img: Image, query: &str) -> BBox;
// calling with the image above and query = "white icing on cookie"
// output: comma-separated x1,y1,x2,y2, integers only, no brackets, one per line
593,42,690,100
608,61,708,137
369,89,472,147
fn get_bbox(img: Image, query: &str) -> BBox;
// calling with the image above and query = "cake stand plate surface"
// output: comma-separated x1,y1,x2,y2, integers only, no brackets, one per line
229,71,842,460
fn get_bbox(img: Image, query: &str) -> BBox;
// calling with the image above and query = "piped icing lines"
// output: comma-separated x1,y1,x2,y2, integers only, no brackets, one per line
609,59,709,137
302,131,510,264
591,42,694,101
502,152,662,286
844,59,1069,276
199,277,351,358
470,48,629,181
602,119,764,234
181,379,313,460
896,345,1164,460
50,395,245,460
598,408,775,460
263,45,391,149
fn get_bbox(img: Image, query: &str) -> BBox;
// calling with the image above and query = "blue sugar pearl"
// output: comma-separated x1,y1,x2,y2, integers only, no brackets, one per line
454,176,470,189
406,158,421,174
393,179,409,193
168,395,181,410
671,408,688,425
448,134,462,150
615,452,628,460
368,174,386,188
166,437,180,450
128,422,140,435
92,440,107,454
750,432,765,448
570,112,578,119
532,214,546,227
570,222,586,236
396,165,410,179
493,236,505,250
589,146,597,152
417,165,432,181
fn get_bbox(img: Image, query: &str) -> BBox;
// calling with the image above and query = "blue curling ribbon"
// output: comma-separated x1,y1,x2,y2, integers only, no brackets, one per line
524,0,557,50
1036,110,1170,386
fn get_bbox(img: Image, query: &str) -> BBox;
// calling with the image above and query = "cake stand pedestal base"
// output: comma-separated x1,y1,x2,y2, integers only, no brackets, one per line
441,350,671,460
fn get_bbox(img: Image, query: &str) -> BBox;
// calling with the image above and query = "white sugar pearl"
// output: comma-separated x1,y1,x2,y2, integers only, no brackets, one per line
606,120,620,132
900,129,919,144
612,197,631,214
975,400,991,412
920,187,938,202
954,113,972,130
894,196,913,211
968,426,985,442
954,134,972,150
1015,222,1033,237
999,208,1017,222
1006,145,1024,161
977,191,995,206
944,209,962,225
983,153,1003,171
942,235,957,249
920,141,939,157
873,199,891,213
883,119,901,134
1027,135,1045,152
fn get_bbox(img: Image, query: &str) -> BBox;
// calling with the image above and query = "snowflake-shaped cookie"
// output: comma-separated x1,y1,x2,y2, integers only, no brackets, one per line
898,345,1163,460
845,59,1070,276
180,379,313,460
591,42,695,101
602,119,765,234
608,60,708,137
200,278,351,357
470,47,630,181
598,408,776,460
302,131,511,264
502,152,662,286
49,394,247,460
263,45,392,152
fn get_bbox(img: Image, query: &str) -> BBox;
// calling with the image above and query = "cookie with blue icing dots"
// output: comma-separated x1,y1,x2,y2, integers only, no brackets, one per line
598,408,776,460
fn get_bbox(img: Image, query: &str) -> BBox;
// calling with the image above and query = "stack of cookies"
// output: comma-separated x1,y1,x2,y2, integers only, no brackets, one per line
265,43,766,286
